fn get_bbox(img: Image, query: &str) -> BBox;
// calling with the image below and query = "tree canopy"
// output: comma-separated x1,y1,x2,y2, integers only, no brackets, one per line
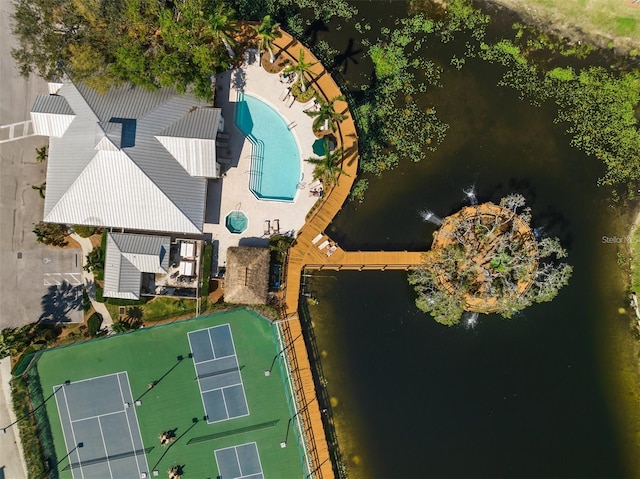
410,195,573,326
11,0,240,99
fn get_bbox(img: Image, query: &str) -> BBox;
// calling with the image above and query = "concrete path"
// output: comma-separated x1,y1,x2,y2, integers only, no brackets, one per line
0,357,27,479
70,234,114,327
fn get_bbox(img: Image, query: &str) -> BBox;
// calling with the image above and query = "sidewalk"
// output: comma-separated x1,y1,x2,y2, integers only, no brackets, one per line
70,234,113,327
0,357,27,479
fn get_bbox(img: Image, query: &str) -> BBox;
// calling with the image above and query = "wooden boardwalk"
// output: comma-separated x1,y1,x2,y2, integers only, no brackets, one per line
271,31,427,479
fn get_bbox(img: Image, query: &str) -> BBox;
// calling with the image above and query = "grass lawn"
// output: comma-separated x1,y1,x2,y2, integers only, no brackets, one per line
33,308,308,478
510,0,640,44
105,297,197,323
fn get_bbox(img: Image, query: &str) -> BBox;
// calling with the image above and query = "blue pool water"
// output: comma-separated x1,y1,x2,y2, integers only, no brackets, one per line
234,93,301,201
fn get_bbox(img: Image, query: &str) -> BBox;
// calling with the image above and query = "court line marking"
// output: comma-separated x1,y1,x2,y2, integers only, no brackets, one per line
54,386,79,479
97,416,115,479
71,409,124,424
215,442,264,479
189,325,250,423
56,372,148,478
118,371,148,476
62,385,85,479
193,352,236,365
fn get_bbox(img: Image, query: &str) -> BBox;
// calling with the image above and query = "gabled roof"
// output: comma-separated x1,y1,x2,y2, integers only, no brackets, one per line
31,95,75,137
156,108,223,178
224,246,270,305
36,81,214,234
104,233,170,300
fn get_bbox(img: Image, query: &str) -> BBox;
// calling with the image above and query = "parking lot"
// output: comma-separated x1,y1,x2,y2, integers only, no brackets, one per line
0,0,82,328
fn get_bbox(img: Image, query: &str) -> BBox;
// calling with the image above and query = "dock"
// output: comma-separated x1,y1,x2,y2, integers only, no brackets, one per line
272,30,428,479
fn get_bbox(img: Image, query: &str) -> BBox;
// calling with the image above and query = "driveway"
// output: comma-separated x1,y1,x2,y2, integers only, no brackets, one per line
0,0,82,328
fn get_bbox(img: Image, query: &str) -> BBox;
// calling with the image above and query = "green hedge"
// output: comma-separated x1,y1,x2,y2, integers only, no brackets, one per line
87,312,103,336
105,296,149,306
200,243,213,297
95,287,103,303
73,225,97,237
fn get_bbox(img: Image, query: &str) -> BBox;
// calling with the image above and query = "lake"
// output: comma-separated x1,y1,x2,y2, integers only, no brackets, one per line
303,1,640,477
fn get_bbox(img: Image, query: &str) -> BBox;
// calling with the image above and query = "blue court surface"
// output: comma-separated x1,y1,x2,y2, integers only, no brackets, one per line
188,324,250,423
53,372,149,479
215,442,264,479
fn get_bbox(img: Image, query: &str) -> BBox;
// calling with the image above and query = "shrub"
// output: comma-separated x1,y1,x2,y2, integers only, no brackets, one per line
200,243,213,297
87,312,103,336
73,225,97,237
104,296,148,306
82,290,92,312
32,222,68,247
291,81,316,103
95,287,104,303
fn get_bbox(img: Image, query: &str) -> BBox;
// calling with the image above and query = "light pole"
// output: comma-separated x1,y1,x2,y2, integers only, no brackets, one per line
264,331,304,376
57,442,83,468
1,383,63,433
280,396,316,448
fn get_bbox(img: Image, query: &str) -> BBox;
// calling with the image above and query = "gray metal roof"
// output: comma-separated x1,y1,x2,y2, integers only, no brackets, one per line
37,81,214,234
158,108,222,139
32,94,75,115
103,233,170,300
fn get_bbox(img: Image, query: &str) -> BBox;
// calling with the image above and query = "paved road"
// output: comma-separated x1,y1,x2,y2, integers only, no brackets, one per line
0,0,82,328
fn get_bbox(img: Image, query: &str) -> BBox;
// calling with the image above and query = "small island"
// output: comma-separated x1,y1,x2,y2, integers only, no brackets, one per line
410,194,573,326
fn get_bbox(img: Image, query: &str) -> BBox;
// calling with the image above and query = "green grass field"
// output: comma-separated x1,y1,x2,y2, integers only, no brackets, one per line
512,0,640,44
33,308,308,478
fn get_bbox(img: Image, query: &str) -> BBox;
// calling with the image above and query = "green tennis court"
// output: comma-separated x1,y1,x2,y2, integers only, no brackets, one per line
32,309,309,478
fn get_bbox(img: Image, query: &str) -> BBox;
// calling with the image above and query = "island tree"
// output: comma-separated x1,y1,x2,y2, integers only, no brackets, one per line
410,194,572,326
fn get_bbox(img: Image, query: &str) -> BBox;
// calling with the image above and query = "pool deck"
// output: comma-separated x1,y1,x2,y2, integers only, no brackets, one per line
206,56,320,270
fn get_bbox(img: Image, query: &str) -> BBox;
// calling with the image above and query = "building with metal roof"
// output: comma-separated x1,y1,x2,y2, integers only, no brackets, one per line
103,233,170,300
31,81,224,234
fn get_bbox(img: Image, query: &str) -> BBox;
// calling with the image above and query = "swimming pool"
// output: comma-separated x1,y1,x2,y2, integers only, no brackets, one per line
234,93,301,201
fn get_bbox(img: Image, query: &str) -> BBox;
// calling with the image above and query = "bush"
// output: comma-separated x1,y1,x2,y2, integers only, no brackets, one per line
73,225,97,237
95,287,103,303
82,290,92,312
291,81,316,103
200,243,213,297
32,222,68,247
104,296,148,306
87,312,103,336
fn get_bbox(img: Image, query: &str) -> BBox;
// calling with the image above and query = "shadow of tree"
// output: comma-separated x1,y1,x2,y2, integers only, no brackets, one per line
331,38,362,74
303,19,329,47
39,282,83,323
231,68,246,92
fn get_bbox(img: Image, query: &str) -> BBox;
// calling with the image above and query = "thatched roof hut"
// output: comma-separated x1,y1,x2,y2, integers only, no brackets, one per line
224,246,270,304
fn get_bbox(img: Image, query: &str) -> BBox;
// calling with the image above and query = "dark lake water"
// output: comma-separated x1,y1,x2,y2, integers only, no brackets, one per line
302,1,640,478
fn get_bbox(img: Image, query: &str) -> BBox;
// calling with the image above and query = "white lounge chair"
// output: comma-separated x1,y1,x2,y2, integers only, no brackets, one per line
318,240,330,250
311,233,324,244
280,88,291,101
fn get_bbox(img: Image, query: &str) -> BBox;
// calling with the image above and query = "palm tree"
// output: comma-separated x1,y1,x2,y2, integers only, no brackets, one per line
306,144,348,186
35,145,48,162
208,3,237,58
32,182,46,198
284,49,317,93
305,95,347,134
252,15,280,63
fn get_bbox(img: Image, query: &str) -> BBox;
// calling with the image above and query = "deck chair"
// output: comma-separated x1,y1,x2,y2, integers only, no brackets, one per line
280,88,291,101
264,220,271,236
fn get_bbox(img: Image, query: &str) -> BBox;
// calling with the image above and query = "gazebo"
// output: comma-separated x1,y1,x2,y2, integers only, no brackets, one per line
224,246,270,304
